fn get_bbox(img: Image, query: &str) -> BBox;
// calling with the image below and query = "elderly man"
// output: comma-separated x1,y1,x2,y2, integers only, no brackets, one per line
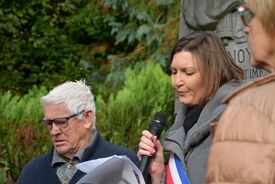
16,80,139,184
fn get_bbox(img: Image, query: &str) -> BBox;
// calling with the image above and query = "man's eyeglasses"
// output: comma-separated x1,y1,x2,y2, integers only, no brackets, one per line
41,110,85,129
237,5,254,26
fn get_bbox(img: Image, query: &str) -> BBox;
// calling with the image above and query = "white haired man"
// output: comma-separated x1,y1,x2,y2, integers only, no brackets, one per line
16,80,139,184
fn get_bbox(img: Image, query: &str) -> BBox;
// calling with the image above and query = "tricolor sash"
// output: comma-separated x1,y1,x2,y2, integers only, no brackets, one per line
166,153,190,184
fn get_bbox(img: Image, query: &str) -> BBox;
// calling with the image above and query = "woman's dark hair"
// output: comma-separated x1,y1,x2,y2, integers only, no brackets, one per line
170,31,244,104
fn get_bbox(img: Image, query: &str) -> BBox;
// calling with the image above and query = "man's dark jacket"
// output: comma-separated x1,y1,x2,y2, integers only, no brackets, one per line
16,133,140,184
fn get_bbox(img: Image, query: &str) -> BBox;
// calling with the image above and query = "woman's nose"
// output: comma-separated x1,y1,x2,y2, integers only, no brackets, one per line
174,73,184,86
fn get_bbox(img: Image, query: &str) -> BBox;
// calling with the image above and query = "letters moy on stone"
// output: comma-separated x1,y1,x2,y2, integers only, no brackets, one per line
226,41,267,79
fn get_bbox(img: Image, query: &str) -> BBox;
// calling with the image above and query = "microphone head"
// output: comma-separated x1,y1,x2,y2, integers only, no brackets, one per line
152,112,166,126
150,112,166,137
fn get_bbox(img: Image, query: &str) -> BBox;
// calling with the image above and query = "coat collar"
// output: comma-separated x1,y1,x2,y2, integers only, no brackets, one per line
223,73,275,103
163,80,248,157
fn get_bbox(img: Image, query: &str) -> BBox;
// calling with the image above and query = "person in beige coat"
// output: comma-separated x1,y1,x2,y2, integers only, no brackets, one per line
207,0,275,183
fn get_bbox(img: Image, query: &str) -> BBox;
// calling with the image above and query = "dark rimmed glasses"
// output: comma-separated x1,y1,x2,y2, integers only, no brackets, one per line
41,110,85,129
237,5,254,26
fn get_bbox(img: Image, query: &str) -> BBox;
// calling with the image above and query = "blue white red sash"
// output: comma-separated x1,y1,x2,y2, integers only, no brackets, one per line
166,153,190,184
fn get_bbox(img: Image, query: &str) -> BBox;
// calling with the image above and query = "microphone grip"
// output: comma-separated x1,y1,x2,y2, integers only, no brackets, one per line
139,112,166,182
139,127,162,181
139,155,151,178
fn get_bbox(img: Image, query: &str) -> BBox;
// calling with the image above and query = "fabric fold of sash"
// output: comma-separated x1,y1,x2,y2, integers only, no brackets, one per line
166,153,190,184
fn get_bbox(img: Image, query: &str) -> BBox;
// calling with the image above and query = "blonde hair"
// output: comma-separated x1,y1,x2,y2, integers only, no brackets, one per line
247,0,275,39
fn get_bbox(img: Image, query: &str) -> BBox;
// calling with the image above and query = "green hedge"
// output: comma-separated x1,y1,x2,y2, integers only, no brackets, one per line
96,60,174,150
0,86,51,183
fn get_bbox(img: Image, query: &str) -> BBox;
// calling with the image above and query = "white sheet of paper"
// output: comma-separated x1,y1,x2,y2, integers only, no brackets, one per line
76,155,145,184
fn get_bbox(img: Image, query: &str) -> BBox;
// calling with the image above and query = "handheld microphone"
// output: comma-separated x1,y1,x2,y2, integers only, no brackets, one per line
139,112,166,180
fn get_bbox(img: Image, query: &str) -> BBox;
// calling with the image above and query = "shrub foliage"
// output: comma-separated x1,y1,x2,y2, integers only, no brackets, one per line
97,61,174,150
0,86,51,183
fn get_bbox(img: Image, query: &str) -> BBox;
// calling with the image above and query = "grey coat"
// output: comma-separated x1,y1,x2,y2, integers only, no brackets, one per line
162,80,247,184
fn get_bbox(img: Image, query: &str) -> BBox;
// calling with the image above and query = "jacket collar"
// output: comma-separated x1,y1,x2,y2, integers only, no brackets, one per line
163,80,248,156
223,73,275,103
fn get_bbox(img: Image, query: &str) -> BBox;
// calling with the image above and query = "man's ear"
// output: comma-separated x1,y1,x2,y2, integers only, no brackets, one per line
83,110,93,128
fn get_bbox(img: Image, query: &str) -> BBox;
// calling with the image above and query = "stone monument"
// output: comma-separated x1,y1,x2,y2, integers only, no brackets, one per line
179,0,267,79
